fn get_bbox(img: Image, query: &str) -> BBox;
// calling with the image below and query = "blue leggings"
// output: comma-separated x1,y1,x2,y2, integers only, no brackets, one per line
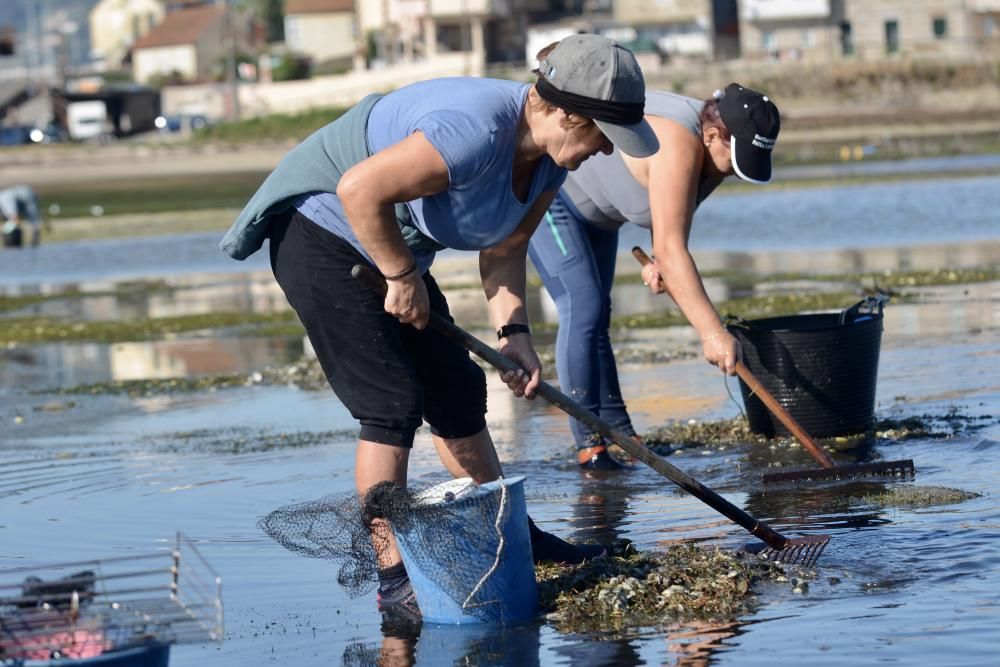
527,194,637,450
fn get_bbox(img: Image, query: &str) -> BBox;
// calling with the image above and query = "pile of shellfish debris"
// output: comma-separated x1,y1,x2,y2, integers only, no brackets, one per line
536,544,788,632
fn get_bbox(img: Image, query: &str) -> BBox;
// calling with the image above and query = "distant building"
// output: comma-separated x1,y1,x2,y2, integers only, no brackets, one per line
284,0,357,67
354,0,559,68
131,3,258,84
89,0,166,71
738,0,843,62
613,0,713,60
969,0,1000,54
737,0,993,62
840,0,975,60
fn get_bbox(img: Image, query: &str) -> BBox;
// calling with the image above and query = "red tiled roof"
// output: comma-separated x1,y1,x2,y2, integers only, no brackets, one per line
132,5,224,50
286,0,353,14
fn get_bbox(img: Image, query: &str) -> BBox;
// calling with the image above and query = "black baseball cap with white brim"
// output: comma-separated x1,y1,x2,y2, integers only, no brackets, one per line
718,82,781,184
534,34,659,158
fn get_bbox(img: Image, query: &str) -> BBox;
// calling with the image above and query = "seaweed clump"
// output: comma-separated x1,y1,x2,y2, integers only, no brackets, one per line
643,411,998,454
857,485,980,509
644,417,772,452
536,544,784,633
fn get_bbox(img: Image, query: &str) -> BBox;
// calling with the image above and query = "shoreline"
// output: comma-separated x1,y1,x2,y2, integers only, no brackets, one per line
22,155,1000,245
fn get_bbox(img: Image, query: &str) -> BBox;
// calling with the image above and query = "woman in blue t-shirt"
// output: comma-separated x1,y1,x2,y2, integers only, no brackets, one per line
222,35,659,621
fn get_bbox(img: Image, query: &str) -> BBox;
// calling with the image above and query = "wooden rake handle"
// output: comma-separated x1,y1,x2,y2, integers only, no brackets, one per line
351,263,792,551
630,246,836,470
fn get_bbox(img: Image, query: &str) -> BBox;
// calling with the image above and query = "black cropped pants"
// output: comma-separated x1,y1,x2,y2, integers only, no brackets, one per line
268,210,487,448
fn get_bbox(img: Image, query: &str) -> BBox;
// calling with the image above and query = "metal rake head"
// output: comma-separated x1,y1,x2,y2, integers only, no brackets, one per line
757,534,830,567
763,459,916,485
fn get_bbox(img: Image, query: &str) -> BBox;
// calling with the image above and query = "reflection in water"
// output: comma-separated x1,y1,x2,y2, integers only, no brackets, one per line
663,619,744,667
743,481,894,534
0,337,304,391
552,636,641,666
344,619,543,667
4,272,290,322
109,337,302,381
568,476,633,552
737,440,900,533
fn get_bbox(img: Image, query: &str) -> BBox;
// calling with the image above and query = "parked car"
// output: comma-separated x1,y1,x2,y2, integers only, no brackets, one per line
0,125,33,145
29,123,68,144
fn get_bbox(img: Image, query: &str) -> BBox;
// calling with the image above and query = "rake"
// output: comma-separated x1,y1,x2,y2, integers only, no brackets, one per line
352,264,829,567
630,246,915,486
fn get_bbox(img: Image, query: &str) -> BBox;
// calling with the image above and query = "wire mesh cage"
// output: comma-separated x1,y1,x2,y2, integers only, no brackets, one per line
0,533,223,663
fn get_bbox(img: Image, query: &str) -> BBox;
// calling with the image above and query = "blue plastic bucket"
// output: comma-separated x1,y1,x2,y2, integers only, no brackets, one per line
392,476,537,625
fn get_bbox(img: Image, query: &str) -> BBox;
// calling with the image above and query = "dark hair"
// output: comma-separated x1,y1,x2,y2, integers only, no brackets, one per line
699,98,731,143
534,41,559,65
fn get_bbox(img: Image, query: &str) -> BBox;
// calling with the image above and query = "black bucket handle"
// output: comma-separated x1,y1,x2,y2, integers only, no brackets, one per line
723,313,750,330
839,293,890,325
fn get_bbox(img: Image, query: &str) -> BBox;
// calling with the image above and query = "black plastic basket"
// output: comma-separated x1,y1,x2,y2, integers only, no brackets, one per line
726,295,887,438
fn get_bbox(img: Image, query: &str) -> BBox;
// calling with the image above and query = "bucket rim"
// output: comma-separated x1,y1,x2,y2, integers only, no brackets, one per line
414,476,527,507
726,310,883,334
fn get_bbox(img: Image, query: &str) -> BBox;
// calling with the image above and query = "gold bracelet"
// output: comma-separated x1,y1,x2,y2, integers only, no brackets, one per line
702,327,726,343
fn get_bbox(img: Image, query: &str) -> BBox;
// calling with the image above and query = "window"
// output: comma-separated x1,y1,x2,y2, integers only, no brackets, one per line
285,17,300,49
762,30,776,52
933,17,948,39
801,29,814,48
840,21,854,55
885,20,899,54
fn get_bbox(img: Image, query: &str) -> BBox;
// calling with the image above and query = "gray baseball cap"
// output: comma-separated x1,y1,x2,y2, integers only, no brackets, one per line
535,34,659,158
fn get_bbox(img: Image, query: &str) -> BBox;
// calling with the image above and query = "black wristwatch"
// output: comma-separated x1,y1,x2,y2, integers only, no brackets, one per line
496,323,531,340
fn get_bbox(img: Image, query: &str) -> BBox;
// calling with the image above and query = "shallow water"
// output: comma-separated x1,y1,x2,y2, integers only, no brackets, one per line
2,330,997,666
2,171,1000,666
0,170,997,286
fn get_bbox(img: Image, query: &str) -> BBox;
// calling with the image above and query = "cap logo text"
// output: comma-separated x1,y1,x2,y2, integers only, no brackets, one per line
752,134,775,150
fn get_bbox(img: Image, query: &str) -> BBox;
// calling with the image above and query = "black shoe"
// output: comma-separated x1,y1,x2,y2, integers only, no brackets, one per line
577,445,625,471
377,573,422,624
528,517,607,565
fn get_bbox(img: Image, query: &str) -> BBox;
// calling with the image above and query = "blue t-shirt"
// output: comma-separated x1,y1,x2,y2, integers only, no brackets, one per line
295,78,567,272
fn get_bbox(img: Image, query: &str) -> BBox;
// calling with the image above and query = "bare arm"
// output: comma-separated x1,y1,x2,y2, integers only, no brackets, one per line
478,190,556,398
337,131,450,328
641,118,740,373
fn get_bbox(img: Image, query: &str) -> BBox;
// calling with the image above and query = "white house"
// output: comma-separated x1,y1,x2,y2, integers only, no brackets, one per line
284,0,357,66
88,0,166,70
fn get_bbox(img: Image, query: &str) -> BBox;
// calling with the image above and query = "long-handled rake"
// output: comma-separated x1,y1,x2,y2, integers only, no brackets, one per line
631,246,915,486
352,264,829,567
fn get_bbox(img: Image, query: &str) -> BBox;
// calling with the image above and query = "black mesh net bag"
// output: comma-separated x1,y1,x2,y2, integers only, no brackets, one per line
258,476,537,623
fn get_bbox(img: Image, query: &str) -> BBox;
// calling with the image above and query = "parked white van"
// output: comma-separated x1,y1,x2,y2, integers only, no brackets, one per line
66,100,109,141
